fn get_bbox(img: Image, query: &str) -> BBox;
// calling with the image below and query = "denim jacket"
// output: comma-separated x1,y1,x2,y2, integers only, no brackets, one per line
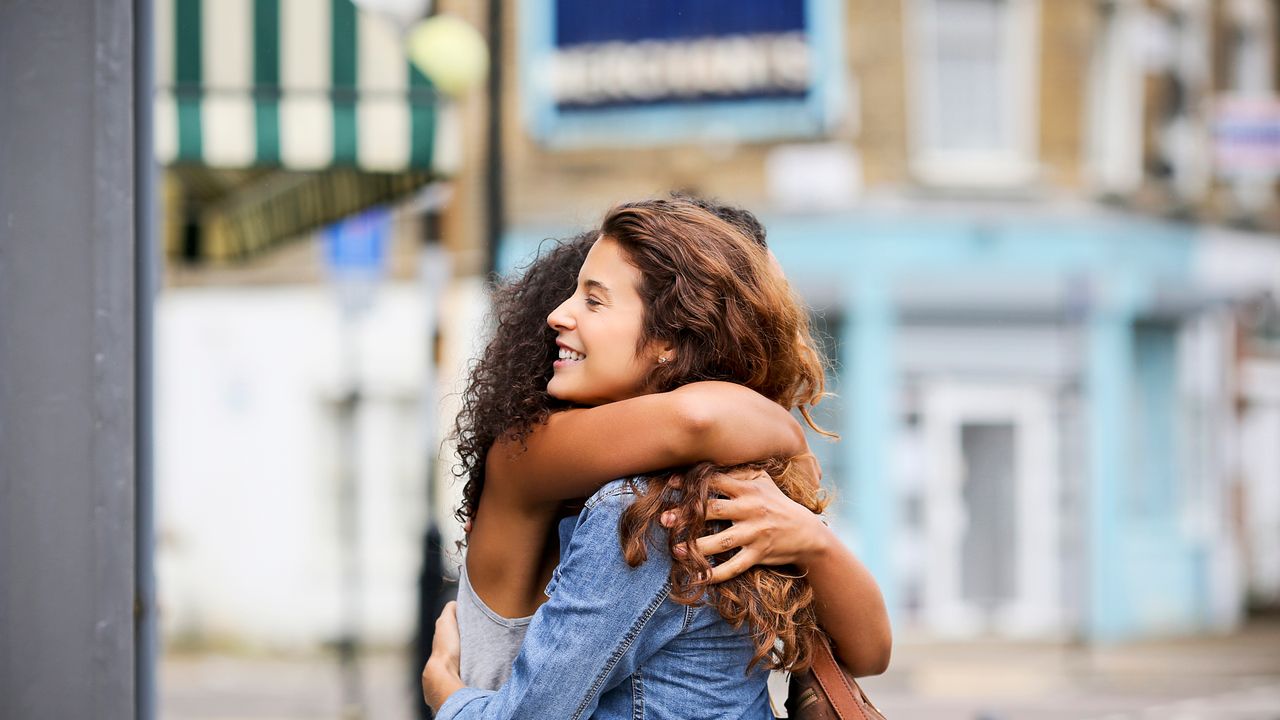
437,479,771,720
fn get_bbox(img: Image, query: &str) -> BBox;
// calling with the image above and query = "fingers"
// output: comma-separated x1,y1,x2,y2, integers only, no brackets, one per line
657,465,778,532
431,601,461,662
702,498,734,521
659,466,778,529
422,604,464,712
437,600,458,625
660,495,741,527
671,523,753,560
725,466,763,482
708,468,771,496
708,549,757,583
662,496,750,528
693,524,757,557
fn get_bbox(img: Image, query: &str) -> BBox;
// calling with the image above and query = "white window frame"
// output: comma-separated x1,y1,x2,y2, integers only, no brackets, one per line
1085,0,1144,195
905,0,1042,188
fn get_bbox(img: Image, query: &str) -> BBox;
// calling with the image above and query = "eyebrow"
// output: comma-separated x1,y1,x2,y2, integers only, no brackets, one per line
584,279,612,297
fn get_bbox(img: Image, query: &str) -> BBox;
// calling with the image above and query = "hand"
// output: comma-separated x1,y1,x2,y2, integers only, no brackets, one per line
661,463,833,583
421,601,465,713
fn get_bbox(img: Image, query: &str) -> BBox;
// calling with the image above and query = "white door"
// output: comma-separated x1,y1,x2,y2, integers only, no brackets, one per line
921,382,1061,637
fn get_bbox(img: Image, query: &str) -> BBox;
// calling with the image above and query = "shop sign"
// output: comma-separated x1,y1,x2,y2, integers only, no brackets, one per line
521,0,844,146
325,206,393,316
325,207,392,278
1213,95,1280,178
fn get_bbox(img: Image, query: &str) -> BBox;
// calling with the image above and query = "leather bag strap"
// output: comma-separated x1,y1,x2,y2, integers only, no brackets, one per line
808,636,870,720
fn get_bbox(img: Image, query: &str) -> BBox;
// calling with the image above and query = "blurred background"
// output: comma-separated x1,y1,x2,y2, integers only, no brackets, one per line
139,0,1280,717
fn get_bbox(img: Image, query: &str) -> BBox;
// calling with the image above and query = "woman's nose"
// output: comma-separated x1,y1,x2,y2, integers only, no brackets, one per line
547,298,574,331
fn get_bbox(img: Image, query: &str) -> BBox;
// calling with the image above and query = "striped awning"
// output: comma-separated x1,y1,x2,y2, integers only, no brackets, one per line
154,0,455,173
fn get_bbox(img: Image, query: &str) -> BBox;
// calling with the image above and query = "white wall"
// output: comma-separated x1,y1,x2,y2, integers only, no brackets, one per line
156,284,429,650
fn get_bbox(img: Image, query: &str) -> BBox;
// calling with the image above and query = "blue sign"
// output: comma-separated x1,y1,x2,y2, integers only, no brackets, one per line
554,0,809,109
324,208,392,278
1213,96,1280,178
520,0,844,146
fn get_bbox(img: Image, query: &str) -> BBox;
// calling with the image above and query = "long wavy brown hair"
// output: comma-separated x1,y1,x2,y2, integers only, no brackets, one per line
600,198,830,673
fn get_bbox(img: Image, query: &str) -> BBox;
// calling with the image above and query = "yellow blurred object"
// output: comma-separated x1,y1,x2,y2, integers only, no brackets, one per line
406,14,489,96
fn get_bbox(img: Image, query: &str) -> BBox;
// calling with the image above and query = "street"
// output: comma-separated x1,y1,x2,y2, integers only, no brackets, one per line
161,620,1280,719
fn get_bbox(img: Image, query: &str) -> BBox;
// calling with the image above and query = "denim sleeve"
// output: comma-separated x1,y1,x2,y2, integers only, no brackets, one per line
436,487,683,720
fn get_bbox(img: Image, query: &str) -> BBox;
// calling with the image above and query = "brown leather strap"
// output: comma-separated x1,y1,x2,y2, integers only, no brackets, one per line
808,637,870,720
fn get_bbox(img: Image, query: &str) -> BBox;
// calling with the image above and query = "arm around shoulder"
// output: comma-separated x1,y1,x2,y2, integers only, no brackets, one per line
485,382,806,508
668,382,807,465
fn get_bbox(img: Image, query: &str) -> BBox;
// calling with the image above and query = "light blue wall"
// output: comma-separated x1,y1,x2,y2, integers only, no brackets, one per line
1086,277,1141,641
1125,323,1205,637
500,209,1212,640
841,274,897,613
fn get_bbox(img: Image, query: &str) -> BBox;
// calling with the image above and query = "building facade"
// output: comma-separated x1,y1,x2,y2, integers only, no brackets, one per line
492,0,1280,642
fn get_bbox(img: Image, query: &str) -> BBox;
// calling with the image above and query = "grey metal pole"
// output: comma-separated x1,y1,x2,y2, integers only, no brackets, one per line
484,0,505,276
337,311,366,720
135,0,159,717
0,0,139,718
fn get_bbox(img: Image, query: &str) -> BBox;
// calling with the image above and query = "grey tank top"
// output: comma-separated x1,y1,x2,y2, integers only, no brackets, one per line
456,563,532,690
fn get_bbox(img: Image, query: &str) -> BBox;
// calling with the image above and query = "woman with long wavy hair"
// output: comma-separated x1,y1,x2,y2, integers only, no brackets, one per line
423,197,890,718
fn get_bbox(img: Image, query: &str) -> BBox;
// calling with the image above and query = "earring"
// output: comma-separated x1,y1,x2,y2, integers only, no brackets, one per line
658,356,668,364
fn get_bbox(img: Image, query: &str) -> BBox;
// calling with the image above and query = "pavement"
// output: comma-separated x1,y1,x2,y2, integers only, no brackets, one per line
160,620,1280,719
859,619,1280,719
161,651,419,720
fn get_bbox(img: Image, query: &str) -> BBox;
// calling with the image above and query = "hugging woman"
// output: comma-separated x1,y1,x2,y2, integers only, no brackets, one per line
422,197,891,718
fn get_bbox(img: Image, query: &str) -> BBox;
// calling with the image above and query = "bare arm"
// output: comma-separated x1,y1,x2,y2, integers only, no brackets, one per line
798,525,892,675
485,381,805,509
677,468,892,676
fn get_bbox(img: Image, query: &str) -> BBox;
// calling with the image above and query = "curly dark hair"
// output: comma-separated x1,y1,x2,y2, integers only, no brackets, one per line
449,231,594,529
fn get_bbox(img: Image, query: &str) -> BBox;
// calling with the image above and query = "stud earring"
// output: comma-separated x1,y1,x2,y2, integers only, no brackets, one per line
658,356,668,364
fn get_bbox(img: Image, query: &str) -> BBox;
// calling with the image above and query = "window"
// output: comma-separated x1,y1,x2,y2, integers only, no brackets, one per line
907,0,1040,187
1085,0,1144,195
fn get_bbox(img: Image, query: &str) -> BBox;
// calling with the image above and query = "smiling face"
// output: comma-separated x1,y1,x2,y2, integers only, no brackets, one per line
545,236,667,406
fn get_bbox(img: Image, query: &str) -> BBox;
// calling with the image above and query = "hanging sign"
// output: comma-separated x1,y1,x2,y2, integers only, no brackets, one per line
1213,95,1280,178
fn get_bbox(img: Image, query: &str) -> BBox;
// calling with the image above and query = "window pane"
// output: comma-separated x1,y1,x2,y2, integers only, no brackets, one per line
960,421,1017,610
929,0,1007,152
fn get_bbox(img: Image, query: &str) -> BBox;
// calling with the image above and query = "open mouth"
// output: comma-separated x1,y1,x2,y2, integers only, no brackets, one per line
556,347,585,364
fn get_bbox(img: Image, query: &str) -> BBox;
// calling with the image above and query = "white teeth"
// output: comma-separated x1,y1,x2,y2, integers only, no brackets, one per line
558,348,584,362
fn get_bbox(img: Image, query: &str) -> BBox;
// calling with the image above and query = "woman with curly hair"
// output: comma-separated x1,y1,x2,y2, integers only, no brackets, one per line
423,197,890,718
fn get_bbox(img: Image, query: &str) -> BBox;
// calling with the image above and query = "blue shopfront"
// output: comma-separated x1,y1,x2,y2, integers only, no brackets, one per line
500,206,1242,643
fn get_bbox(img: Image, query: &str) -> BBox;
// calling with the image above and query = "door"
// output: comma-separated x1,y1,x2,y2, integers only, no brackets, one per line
922,382,1061,637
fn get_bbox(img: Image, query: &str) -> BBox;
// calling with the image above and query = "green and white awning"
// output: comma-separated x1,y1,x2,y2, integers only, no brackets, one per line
155,0,455,173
